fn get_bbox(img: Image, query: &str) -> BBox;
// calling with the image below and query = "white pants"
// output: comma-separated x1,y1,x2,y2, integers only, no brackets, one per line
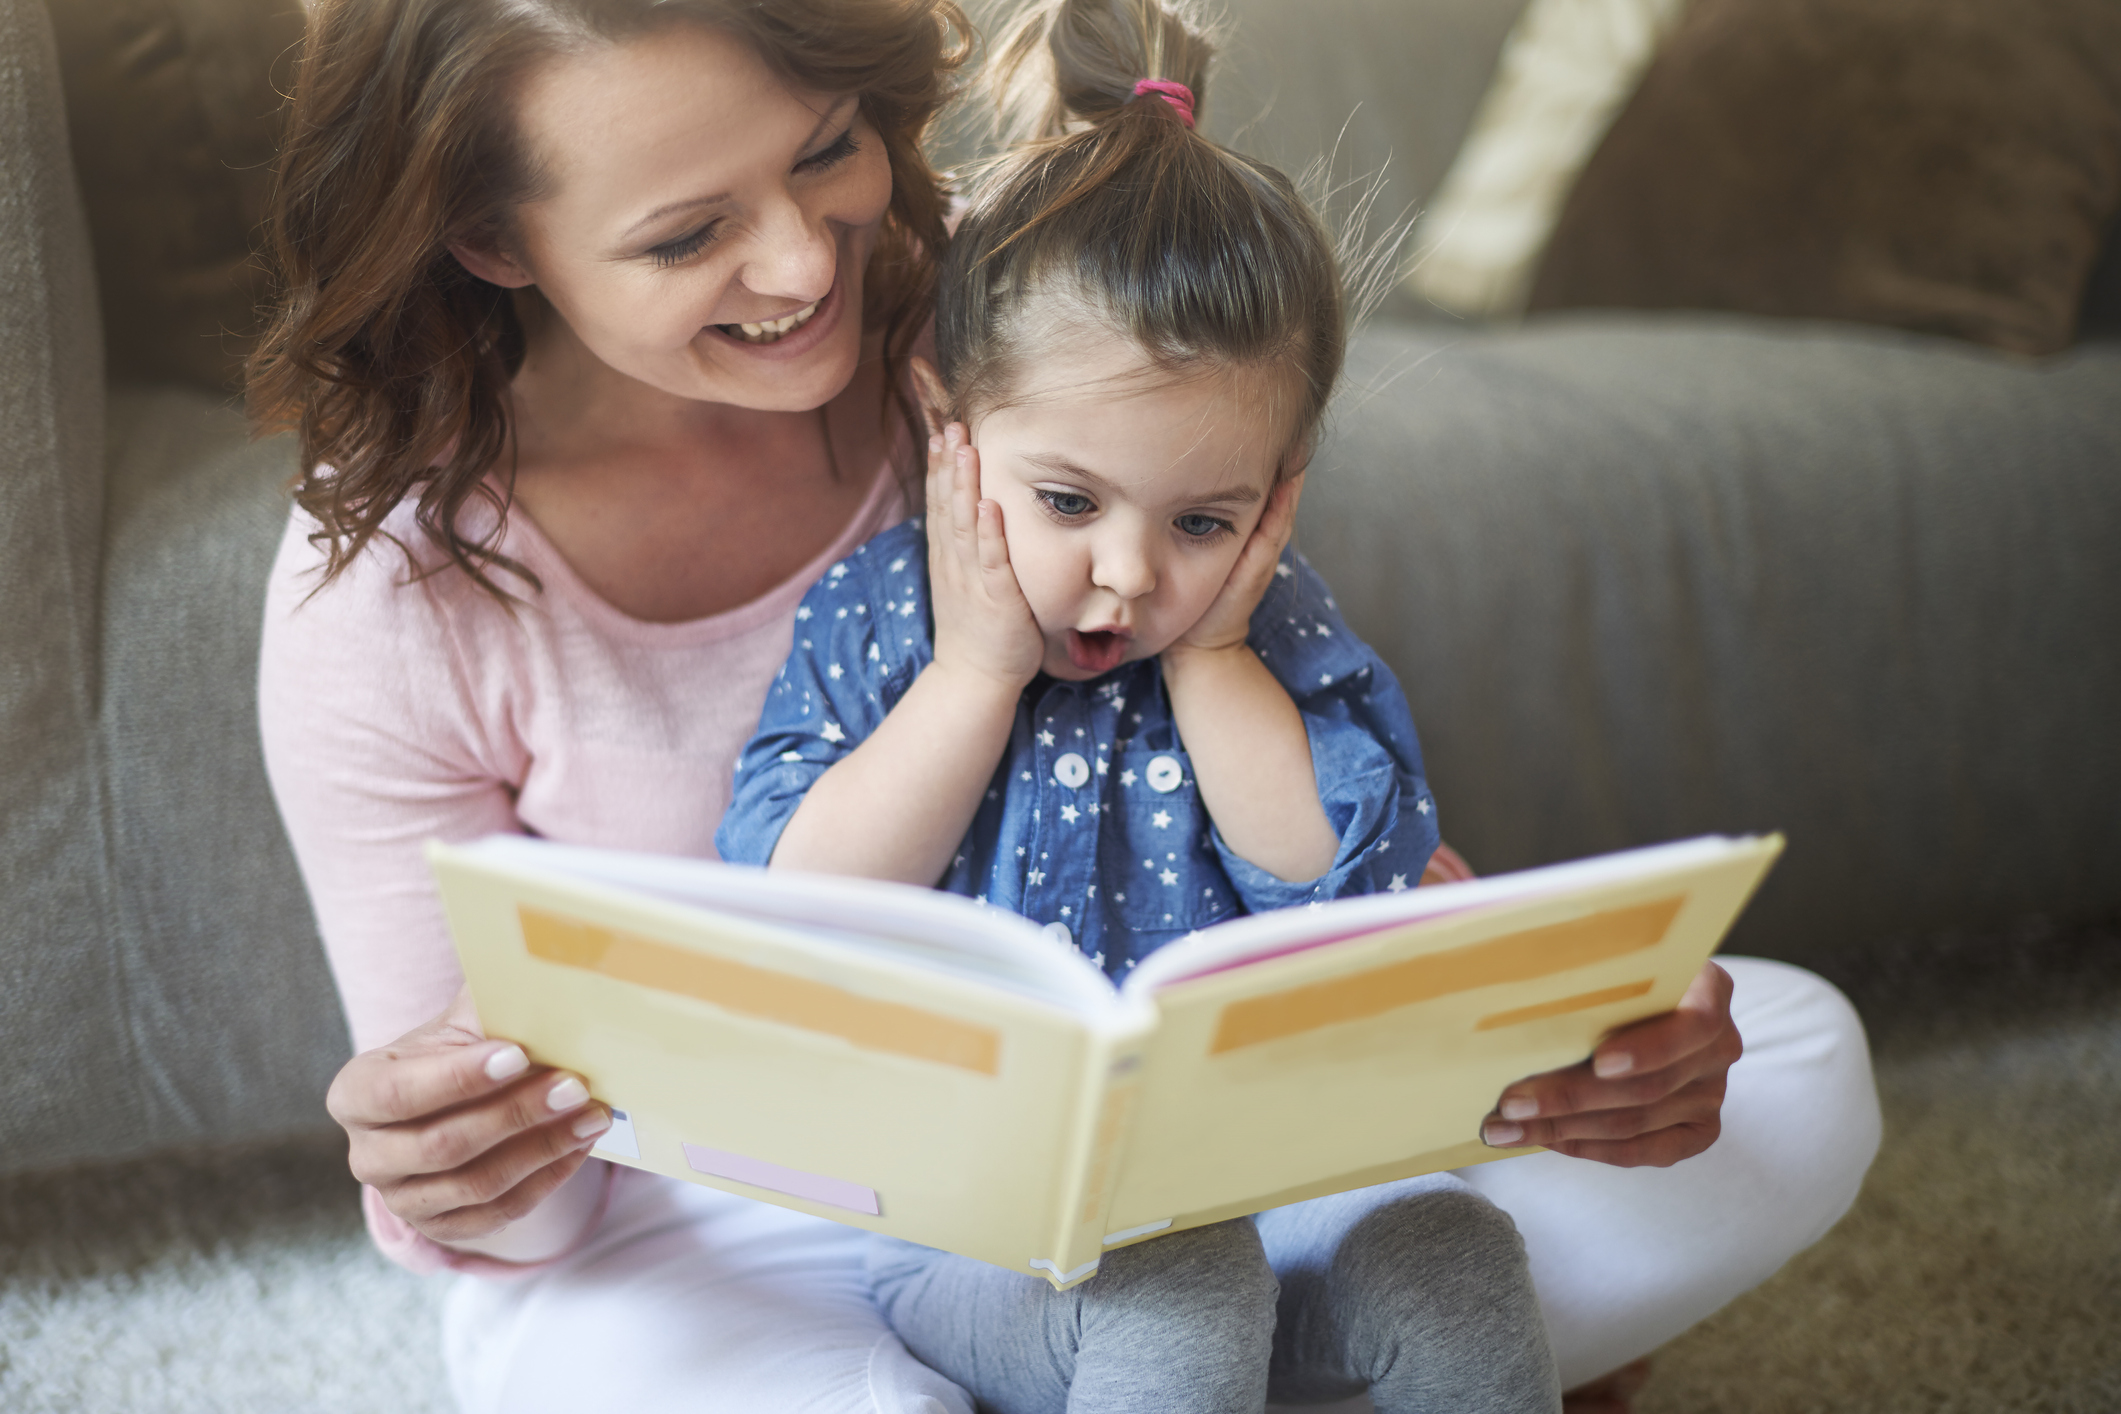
443,957,1880,1412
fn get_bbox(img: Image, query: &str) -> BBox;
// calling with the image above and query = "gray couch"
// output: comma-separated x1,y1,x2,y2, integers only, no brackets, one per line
4,0,2117,1407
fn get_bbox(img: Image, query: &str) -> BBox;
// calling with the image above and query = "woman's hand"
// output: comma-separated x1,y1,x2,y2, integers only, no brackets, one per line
1167,474,1304,659
913,359,1044,693
1480,960,1741,1167
326,986,612,1245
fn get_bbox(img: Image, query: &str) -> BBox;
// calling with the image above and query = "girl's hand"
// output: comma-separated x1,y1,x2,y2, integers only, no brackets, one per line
1479,960,1742,1167
326,985,612,1244
1168,474,1305,659
912,358,1044,693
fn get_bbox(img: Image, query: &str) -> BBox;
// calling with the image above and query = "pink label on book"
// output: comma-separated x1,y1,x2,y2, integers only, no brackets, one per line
682,1144,880,1215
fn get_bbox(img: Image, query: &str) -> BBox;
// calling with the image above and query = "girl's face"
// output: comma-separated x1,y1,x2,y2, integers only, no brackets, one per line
969,330,1294,682
458,23,893,412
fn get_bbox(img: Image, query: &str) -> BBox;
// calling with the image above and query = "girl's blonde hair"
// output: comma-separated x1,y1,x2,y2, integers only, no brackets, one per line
938,0,1345,462
249,0,971,599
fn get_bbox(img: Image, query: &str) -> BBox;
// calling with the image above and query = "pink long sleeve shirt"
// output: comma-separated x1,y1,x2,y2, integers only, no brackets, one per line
258,465,903,1274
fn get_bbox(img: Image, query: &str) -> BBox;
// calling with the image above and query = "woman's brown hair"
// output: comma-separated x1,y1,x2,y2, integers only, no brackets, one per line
248,0,971,599
937,0,1345,462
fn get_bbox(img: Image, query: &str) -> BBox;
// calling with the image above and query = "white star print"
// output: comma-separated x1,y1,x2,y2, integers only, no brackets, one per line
821,722,845,743
1275,563,1293,578
901,602,916,617
1151,810,1172,829
1417,798,1432,814
827,663,843,680
868,643,880,661
1320,673,1333,685
1092,952,1106,967
1095,757,1109,775
779,751,802,762
1387,874,1409,892
1120,769,1138,787
1316,623,1332,636
836,607,848,618
1060,906,1071,917
1160,869,1179,885
1115,892,1125,902
1038,730,1055,746
889,558,907,572
1017,846,1026,856
795,606,811,620
1060,804,1080,823
1027,869,1046,886
829,563,848,579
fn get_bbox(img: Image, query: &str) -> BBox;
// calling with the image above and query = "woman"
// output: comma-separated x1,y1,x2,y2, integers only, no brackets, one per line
251,2,1880,1410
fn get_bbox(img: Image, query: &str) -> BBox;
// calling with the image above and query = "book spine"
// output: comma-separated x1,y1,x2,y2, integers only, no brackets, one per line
1035,1028,1152,1289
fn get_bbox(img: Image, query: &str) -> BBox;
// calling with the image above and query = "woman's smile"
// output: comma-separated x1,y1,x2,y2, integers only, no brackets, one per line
717,297,821,344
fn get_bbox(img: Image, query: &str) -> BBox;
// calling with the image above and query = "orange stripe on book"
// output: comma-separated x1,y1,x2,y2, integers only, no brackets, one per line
1474,979,1656,1031
1210,896,1685,1054
518,906,1001,1075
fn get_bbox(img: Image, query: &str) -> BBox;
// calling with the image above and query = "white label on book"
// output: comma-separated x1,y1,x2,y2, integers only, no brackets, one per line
683,1143,880,1216
1102,1219,1173,1246
592,1107,641,1161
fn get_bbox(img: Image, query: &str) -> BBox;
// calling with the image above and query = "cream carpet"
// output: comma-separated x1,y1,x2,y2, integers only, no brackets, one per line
2,921,2114,1413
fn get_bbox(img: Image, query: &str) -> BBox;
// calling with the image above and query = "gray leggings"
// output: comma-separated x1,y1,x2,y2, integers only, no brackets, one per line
865,1173,1560,1414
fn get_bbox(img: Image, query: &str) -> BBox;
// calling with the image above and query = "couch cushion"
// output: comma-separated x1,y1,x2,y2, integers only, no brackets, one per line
1303,316,2121,972
93,389,347,1159
0,0,126,1176
1526,0,2121,355
49,0,304,392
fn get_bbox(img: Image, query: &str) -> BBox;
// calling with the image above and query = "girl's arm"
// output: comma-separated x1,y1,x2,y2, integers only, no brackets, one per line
1160,477,1341,883
768,422,1046,884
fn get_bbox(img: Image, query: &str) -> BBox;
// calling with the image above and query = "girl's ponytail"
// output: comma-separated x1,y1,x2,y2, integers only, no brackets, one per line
940,0,1345,464
989,0,1214,142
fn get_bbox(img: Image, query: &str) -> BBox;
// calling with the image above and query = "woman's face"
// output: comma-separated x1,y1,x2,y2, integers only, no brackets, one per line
463,23,894,412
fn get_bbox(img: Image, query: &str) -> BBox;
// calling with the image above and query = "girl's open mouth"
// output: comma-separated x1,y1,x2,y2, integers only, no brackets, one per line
1066,628,1131,674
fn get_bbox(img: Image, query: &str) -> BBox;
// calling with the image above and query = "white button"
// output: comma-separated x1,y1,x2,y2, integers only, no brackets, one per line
1145,755,1183,793
1042,920,1072,947
1053,752,1090,788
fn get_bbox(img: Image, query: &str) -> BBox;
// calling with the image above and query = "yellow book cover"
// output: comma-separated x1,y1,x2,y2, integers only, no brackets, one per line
431,833,1781,1289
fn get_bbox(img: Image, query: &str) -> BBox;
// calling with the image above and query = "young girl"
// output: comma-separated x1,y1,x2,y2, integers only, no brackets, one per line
717,2,1561,1409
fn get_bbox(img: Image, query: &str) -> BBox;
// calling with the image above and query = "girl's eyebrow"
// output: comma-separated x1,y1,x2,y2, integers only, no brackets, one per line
616,95,859,243
1019,452,1261,506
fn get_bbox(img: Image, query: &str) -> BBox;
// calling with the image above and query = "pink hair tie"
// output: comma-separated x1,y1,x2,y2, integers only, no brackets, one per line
1131,78,1196,129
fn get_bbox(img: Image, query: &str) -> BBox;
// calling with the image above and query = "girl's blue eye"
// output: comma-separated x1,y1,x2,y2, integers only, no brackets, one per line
650,224,720,269
1175,513,1232,540
1037,490,1095,519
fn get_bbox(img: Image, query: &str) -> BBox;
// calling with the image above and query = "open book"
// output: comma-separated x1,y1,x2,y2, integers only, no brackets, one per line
431,833,1781,1288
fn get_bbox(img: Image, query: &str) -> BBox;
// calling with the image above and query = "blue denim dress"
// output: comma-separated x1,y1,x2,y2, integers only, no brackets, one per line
716,518,1440,978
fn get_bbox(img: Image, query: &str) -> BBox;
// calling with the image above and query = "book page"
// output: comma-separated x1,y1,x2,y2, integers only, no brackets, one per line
470,837,1118,1013
1099,836,1779,1240
434,839,1155,1276
1123,835,1759,993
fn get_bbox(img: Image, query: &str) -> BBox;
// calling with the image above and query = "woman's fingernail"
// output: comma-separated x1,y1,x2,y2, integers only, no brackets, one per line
573,1108,612,1140
545,1076,590,1112
1594,1051,1634,1078
483,1045,529,1081
1483,1120,1525,1147
1500,1095,1539,1121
